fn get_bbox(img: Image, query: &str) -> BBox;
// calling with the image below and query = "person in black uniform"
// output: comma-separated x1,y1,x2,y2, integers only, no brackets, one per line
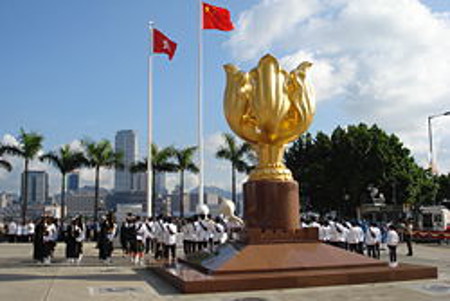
65,219,80,263
33,217,45,263
98,212,117,264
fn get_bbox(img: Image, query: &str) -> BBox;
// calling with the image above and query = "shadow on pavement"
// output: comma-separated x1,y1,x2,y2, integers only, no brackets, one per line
133,268,180,295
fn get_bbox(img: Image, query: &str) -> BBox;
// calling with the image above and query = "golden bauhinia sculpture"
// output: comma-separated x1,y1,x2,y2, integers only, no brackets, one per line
224,54,315,181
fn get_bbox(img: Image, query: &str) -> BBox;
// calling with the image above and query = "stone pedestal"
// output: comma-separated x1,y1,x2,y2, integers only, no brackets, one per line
153,180,437,293
244,180,299,231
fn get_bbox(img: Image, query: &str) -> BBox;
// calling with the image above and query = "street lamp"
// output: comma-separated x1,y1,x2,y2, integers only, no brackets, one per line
428,111,450,173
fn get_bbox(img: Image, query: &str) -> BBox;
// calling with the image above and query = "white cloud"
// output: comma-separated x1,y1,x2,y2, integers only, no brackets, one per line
229,0,450,173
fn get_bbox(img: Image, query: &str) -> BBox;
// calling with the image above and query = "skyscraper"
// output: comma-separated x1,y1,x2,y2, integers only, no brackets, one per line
21,171,49,204
155,171,167,196
67,172,80,191
114,130,138,192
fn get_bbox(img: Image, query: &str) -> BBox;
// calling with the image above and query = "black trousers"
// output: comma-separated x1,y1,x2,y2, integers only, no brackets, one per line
405,235,413,255
367,245,376,258
164,244,176,259
348,243,358,253
374,243,380,259
357,242,364,254
388,245,397,262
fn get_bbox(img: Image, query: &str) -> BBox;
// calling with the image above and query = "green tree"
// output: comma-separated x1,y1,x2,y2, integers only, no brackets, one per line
216,133,253,208
173,146,199,217
130,144,177,216
285,123,436,219
436,173,450,203
82,139,123,222
40,145,86,222
0,129,44,224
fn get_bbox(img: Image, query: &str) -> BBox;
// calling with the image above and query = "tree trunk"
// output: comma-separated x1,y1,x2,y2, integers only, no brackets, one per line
180,170,184,218
94,166,100,223
22,159,29,225
152,170,156,217
61,173,66,223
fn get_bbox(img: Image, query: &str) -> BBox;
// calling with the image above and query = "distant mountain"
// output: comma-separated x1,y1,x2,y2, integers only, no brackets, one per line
189,186,237,200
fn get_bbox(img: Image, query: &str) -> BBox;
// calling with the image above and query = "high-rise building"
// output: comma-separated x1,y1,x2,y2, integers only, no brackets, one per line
67,172,80,191
21,171,49,204
114,130,138,192
134,172,147,192
155,171,167,195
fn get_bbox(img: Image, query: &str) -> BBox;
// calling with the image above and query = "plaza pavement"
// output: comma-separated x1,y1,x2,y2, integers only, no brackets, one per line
0,241,449,301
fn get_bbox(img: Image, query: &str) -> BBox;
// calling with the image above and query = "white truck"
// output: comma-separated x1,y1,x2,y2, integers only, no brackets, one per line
418,205,450,232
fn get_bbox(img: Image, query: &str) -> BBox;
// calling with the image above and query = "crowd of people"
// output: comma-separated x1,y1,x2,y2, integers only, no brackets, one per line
4,220,35,243
303,217,414,267
2,212,415,268
118,213,234,265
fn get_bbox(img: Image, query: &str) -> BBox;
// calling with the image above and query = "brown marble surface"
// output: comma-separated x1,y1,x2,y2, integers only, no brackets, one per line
244,180,300,231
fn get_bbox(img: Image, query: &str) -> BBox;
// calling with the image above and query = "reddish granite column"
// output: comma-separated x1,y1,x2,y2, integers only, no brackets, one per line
243,180,300,231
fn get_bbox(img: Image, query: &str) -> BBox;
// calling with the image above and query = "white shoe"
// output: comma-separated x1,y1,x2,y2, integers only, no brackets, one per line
389,261,398,268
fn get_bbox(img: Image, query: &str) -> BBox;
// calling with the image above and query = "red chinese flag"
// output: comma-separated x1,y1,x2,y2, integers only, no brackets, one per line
153,28,177,60
203,2,234,31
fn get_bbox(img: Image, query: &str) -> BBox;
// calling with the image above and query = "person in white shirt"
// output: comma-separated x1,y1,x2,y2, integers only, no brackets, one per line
365,223,381,259
154,216,165,260
386,225,399,267
309,217,321,229
319,221,331,243
16,222,26,243
197,214,210,251
27,221,35,243
329,219,346,249
134,216,148,265
43,217,57,264
212,217,227,248
347,222,361,253
7,221,17,243
144,217,154,255
164,217,178,263
181,219,190,255
355,222,365,254
74,216,85,264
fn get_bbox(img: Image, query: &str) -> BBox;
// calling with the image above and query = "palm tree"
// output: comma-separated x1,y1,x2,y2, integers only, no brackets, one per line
82,139,123,223
0,159,12,171
0,147,12,172
40,145,86,222
130,144,177,216
173,146,199,217
0,129,43,224
216,133,253,209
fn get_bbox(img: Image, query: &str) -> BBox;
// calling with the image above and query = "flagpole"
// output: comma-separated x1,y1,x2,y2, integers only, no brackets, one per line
147,21,154,217
198,0,205,207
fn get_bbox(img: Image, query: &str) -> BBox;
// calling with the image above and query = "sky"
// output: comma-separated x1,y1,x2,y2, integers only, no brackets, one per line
1,0,450,197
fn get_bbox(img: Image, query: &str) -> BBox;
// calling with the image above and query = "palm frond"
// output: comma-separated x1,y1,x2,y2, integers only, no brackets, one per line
0,145,26,158
41,145,87,174
130,159,148,173
19,130,44,159
0,159,12,172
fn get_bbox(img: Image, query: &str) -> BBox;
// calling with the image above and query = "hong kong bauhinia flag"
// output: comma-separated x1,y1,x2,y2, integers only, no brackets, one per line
203,2,234,31
153,28,177,60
